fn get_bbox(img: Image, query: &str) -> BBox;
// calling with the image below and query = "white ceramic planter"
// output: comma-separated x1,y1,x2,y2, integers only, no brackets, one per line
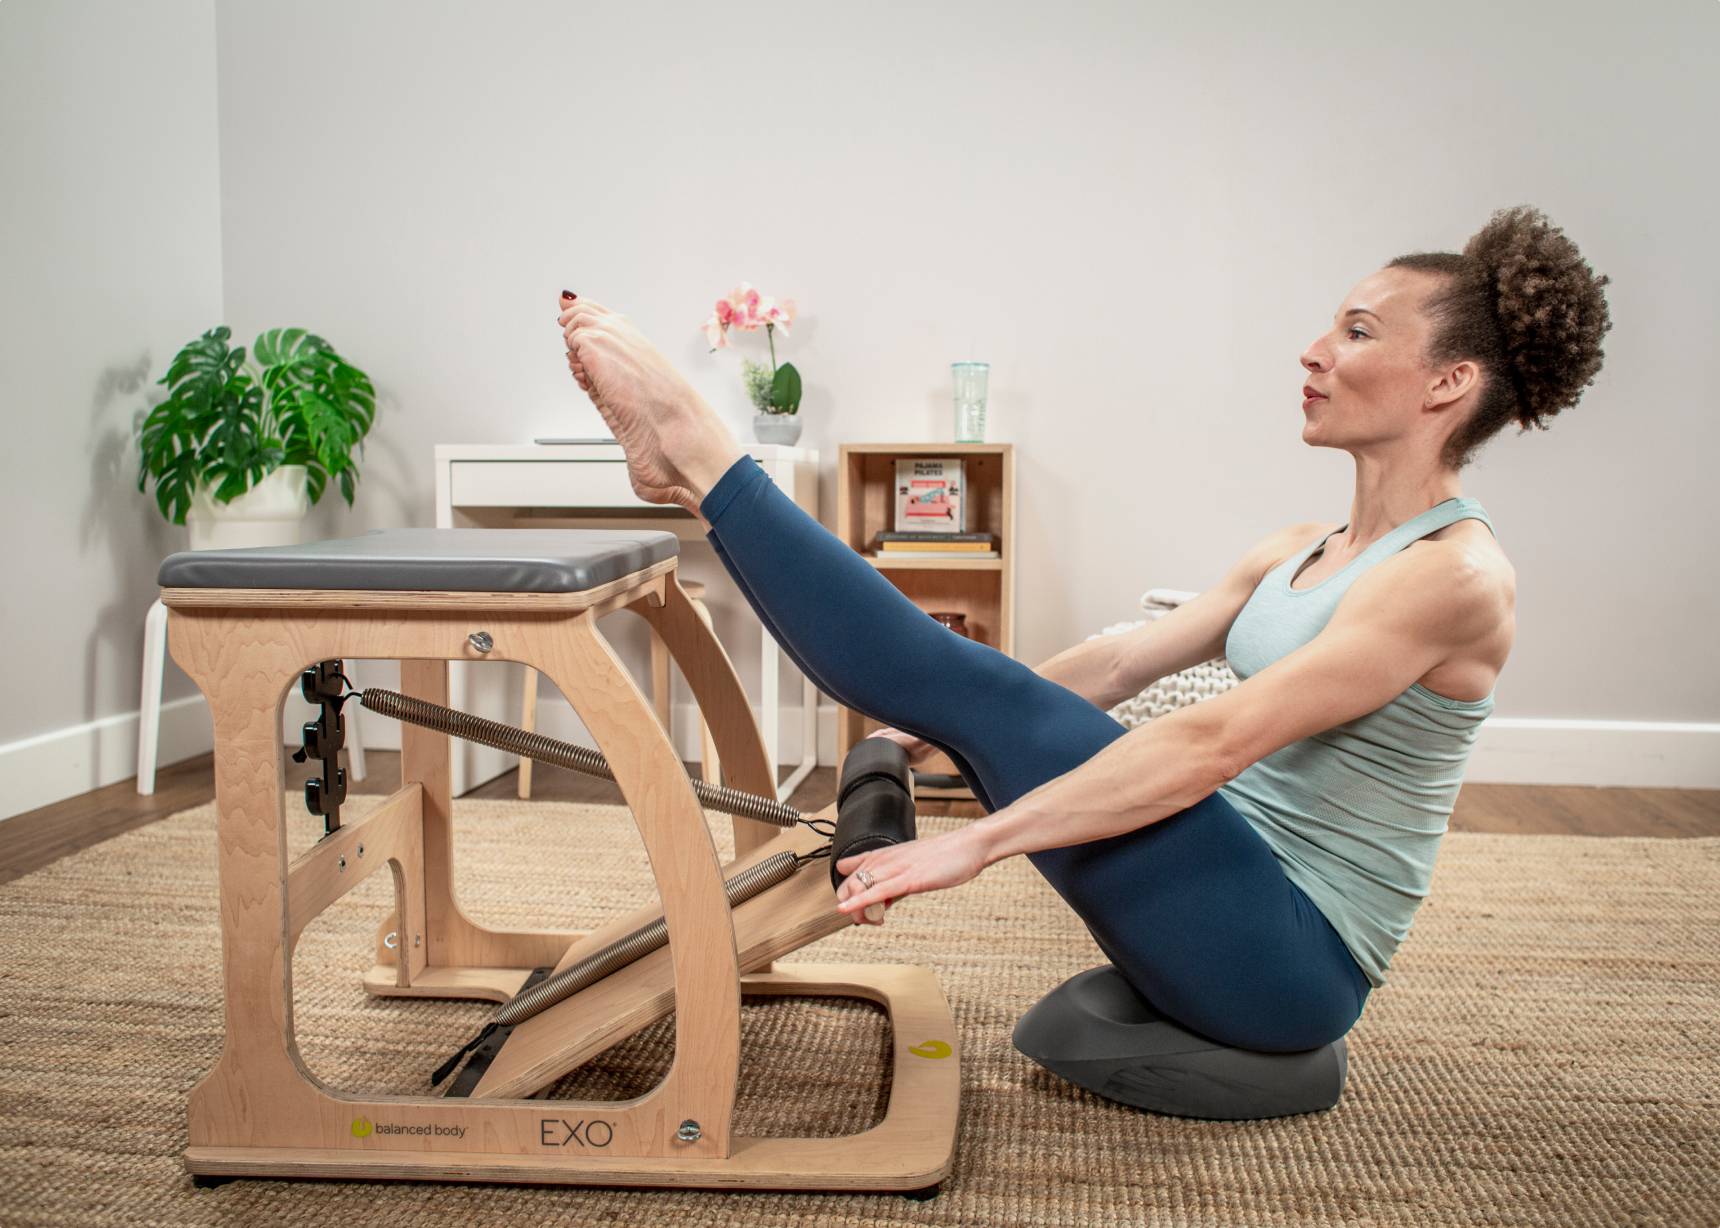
752,412,803,446
186,464,310,552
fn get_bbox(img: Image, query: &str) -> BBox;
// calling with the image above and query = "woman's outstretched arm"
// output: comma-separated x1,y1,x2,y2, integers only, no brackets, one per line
836,539,1506,918
836,701,1227,915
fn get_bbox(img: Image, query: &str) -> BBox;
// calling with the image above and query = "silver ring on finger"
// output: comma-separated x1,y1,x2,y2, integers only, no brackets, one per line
854,867,876,890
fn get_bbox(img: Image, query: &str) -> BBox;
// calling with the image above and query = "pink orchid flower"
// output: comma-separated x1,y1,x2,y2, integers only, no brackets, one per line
763,298,796,335
701,284,798,350
714,283,759,331
734,284,762,324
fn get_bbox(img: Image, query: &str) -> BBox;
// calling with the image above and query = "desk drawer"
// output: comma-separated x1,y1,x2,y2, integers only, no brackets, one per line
449,460,641,508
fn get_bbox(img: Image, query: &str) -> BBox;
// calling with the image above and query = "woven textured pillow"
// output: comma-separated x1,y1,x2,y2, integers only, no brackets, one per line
1087,591,1241,728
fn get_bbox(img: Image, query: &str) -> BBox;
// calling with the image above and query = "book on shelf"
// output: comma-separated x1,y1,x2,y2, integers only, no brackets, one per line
894,457,966,533
880,541,994,553
867,550,1000,561
877,531,995,544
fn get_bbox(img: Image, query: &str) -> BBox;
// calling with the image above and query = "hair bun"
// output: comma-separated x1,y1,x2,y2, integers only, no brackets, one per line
1462,205,1613,431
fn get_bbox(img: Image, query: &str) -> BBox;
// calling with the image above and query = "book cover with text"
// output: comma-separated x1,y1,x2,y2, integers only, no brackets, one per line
894,458,966,532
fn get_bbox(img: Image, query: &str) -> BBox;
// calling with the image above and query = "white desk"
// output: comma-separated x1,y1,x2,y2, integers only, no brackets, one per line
434,442,822,800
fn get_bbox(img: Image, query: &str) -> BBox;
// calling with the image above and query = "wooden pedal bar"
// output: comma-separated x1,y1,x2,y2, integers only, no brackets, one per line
463,823,848,1100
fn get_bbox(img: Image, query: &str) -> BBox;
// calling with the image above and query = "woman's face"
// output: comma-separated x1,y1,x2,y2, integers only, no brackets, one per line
1298,267,1461,457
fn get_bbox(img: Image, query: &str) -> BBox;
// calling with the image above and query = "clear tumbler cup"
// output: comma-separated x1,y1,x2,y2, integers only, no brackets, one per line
952,361,990,442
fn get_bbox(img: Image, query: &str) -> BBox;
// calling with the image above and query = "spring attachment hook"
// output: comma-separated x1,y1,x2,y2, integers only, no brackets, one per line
292,660,349,836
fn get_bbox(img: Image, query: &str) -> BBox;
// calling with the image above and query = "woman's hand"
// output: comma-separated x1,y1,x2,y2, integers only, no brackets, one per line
866,725,938,767
834,826,992,925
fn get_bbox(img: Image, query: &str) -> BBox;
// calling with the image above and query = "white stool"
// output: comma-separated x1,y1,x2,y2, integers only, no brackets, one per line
517,580,720,799
136,596,368,794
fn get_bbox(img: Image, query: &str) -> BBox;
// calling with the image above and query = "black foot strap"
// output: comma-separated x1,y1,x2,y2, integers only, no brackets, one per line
441,966,555,1098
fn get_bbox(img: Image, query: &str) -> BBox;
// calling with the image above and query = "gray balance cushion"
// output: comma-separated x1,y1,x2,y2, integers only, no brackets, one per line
1012,964,1349,1120
158,528,680,593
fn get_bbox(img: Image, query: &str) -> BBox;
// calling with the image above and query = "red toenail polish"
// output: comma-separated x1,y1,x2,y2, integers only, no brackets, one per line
561,289,577,301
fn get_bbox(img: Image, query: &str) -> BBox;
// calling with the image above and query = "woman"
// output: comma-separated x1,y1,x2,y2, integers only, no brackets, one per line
555,204,1612,1058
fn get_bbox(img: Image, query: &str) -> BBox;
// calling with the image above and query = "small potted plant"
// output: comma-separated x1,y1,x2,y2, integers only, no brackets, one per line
701,283,803,445
136,325,376,550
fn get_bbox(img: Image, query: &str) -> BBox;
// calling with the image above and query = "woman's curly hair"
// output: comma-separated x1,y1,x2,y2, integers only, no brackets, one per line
1387,205,1613,470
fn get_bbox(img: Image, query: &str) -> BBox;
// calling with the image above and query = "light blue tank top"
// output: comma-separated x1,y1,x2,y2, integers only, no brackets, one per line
1217,497,1495,988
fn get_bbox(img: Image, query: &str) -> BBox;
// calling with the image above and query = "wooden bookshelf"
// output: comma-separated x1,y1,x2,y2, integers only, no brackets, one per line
835,443,1016,803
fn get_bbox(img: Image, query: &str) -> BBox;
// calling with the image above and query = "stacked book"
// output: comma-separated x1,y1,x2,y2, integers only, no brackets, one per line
874,531,999,560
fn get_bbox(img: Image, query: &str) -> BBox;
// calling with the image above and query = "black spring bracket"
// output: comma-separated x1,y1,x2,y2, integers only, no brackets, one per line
292,659,348,836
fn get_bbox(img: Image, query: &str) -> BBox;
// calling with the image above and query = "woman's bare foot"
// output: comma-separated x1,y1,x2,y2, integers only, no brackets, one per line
558,295,744,518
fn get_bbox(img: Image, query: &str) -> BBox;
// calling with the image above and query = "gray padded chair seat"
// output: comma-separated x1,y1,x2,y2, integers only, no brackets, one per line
158,528,679,593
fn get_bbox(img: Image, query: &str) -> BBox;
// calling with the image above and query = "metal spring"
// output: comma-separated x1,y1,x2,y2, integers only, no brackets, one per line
494,849,804,1028
359,687,804,829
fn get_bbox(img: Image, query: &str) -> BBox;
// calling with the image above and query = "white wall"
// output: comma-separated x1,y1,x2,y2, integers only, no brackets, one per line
208,1,1719,763
0,0,223,815
4,1,1716,816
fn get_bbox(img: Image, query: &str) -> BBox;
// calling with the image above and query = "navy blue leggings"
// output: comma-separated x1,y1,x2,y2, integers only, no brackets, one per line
701,456,1370,1051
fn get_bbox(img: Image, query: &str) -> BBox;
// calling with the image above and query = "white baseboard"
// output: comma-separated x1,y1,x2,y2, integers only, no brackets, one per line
1467,718,1720,788
4,700,1711,824
0,695,213,821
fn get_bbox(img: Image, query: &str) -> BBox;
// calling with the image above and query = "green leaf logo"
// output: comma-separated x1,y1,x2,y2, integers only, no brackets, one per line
908,1039,952,1060
350,1116,373,1138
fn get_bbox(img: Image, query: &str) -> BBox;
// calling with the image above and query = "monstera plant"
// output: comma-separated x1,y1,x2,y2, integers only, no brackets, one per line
136,325,376,524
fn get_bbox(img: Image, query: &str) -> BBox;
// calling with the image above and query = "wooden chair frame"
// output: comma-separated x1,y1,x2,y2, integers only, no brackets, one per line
165,561,959,1192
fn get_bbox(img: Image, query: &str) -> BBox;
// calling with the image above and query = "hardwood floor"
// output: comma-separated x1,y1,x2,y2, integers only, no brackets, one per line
3,749,1716,886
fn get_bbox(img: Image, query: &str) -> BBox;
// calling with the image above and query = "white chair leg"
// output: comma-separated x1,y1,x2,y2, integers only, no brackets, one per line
136,598,168,795
517,666,538,799
344,684,368,782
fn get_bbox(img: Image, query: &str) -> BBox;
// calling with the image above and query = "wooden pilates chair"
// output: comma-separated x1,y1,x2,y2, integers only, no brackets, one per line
160,527,959,1195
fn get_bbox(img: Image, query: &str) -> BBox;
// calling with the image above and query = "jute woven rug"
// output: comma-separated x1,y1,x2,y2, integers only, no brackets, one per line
1,794,1715,1227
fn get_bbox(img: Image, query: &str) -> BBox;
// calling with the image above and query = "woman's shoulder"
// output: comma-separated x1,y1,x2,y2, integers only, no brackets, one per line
1427,516,1515,598
1384,520,1517,692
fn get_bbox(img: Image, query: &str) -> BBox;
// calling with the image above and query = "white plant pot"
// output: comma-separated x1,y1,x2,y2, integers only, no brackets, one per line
752,412,803,446
186,464,311,552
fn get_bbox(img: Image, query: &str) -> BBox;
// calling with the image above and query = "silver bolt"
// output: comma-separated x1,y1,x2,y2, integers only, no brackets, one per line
468,631,494,654
338,856,347,872
414,934,422,948
384,931,398,950
676,1120,702,1143
357,843,365,858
